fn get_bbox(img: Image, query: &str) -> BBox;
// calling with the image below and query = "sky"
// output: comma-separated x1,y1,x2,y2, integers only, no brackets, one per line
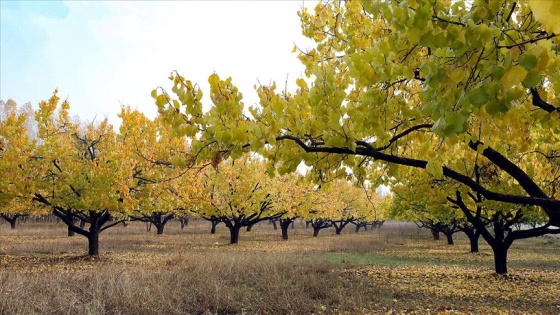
1,0,317,126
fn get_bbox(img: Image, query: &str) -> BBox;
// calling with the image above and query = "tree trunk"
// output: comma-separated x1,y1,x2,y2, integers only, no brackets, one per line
445,232,454,245
465,230,480,253
152,214,165,235
1,215,22,229
210,220,219,234
491,243,509,274
431,229,440,240
246,222,255,232
279,219,292,241
334,226,343,235
67,226,75,236
87,230,100,256
179,217,189,229
281,224,289,240
271,219,278,230
79,219,87,229
312,227,321,237
156,223,164,235
229,225,241,244
355,224,361,233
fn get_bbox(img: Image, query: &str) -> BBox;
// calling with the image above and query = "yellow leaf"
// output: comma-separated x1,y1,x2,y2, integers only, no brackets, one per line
208,73,220,87
501,65,527,88
529,0,560,34
296,78,307,89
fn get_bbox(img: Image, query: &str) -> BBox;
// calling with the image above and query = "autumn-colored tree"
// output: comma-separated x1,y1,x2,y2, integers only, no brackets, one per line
0,100,42,229
325,179,368,235
32,91,136,255
119,107,203,235
352,185,390,232
271,172,316,240
155,1,559,274
199,155,284,244
390,176,467,245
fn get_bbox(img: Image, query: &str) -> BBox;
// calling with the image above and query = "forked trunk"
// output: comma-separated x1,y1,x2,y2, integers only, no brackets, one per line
355,224,361,233
210,220,219,234
312,227,321,237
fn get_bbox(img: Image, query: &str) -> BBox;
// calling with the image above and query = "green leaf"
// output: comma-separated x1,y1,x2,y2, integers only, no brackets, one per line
485,100,508,116
468,88,489,107
522,71,542,88
426,160,443,179
413,4,431,29
518,53,538,70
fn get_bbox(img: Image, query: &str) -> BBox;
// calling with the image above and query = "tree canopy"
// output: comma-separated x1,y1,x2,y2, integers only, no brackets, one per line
154,0,559,273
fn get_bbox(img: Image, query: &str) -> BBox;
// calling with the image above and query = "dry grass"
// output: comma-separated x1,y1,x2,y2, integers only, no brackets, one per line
1,220,559,314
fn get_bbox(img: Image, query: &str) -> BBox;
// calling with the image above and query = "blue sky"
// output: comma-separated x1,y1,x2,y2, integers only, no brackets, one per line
1,1,315,125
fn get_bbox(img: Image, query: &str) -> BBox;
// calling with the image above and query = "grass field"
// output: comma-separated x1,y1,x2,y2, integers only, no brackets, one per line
1,220,559,314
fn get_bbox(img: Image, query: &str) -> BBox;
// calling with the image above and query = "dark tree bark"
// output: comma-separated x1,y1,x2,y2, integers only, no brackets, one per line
130,212,174,235
310,219,332,237
448,191,560,274
87,229,100,256
491,241,510,275
179,216,189,229
458,223,481,253
469,233,480,253
332,219,352,235
246,221,257,232
56,209,119,256
275,126,560,226
312,226,321,237
355,224,362,232
270,218,278,230
279,218,295,240
351,220,367,232
439,221,460,246
431,228,440,240
1,214,26,229
32,193,125,256
444,231,454,245
208,218,220,234
229,224,241,244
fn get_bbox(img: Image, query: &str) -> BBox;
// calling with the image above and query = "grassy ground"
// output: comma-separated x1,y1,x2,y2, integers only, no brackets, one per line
0,220,559,314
